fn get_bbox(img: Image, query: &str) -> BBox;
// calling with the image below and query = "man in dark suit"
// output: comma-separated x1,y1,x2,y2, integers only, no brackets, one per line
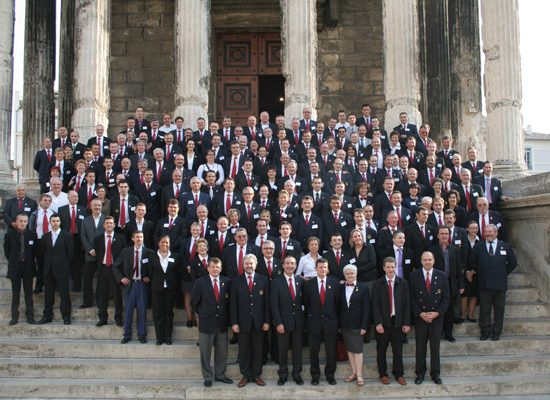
149,148,174,187
303,258,339,385
324,233,351,280
154,199,187,252
372,257,411,385
429,227,465,342
473,161,506,211
207,216,234,259
410,251,450,385
436,135,459,168
299,107,317,133
211,178,243,220
457,167,485,214
468,224,517,341
80,199,105,308
236,187,261,236
58,191,87,292
37,214,74,325
4,184,37,231
191,257,233,387
86,124,111,157
461,146,484,179
274,222,302,263
33,137,54,193
3,214,38,325
321,196,353,251
134,106,151,133
291,195,323,253
135,169,162,222
468,197,509,242
378,231,414,281
230,254,270,387
110,180,139,232
404,207,436,271
270,256,305,386
94,216,126,326
393,112,418,146
124,203,155,249
113,230,154,343
373,177,395,221
180,177,212,223
221,228,258,278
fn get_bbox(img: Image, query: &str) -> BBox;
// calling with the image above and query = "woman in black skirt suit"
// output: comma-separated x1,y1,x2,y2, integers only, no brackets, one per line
461,220,480,322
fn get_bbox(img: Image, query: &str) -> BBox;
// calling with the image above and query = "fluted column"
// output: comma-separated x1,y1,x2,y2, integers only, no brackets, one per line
174,0,211,130
22,0,56,183
0,0,15,192
72,0,110,138
58,0,76,131
383,0,422,129
280,0,318,123
481,0,527,178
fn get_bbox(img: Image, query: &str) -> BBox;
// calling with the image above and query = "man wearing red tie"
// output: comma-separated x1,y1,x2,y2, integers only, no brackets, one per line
33,137,54,193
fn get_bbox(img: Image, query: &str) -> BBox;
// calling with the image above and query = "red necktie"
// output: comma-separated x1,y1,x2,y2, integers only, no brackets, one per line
238,246,244,275
334,212,339,224
465,187,472,212
429,169,434,185
260,235,264,249
76,176,81,192
225,129,230,142
335,250,340,266
201,221,205,238
152,130,157,141
282,240,287,260
87,187,92,208
177,130,182,143
388,279,393,317
396,208,402,228
284,167,288,177
246,174,251,186
247,205,251,219
305,214,309,226
438,214,443,226
306,120,310,131
165,145,171,161
261,200,266,208
194,194,199,207
226,194,231,213
248,275,253,292
319,279,325,306
294,131,299,144
409,151,414,164
47,150,51,162
481,215,486,239
425,271,431,292
288,277,296,301
17,198,23,210
203,258,207,270
119,199,126,228
251,128,256,140
105,235,113,267
157,163,162,182
213,279,220,302
168,217,174,230
42,210,49,235
190,241,196,260
231,157,237,178
140,174,145,185
267,260,272,278
336,172,340,182
219,233,224,252
134,250,139,278
420,225,425,238
70,206,77,234
119,147,124,157
448,231,452,245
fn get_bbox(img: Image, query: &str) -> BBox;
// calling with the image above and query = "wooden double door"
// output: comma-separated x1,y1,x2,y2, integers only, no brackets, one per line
216,33,284,125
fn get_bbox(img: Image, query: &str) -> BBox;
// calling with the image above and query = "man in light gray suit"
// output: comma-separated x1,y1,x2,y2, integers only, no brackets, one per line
80,198,105,308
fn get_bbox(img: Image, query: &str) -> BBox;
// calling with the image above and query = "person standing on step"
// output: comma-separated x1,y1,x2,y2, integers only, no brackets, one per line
468,224,517,342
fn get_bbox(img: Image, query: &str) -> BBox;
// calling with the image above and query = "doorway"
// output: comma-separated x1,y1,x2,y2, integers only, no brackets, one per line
259,75,285,118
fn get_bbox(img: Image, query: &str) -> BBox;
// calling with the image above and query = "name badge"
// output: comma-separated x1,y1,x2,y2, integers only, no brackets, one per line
405,128,410,132
405,259,411,264
410,202,416,206
287,245,294,250
405,215,411,221
168,258,175,263
66,170,71,175
79,215,84,220
253,214,259,219
103,145,109,150
347,203,352,208
45,183,50,187
219,156,224,160
130,206,136,211
209,230,215,235
494,186,498,190
272,185,278,190
235,201,242,205
394,178,400,182
163,223,169,228
142,258,149,263
295,182,301,186
75,151,81,155
381,136,386,139
369,238,376,244
496,222,502,228
150,192,156,196
312,224,318,229
349,258,356,264
500,250,507,255
24,207,31,212
473,192,479,197
281,213,287,218
437,164,442,169
429,236,433,241
29,240,34,245
341,221,347,227
454,240,461,245
187,200,193,205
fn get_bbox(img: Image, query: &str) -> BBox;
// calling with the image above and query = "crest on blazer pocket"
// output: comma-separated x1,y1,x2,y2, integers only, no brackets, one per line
436,288,441,294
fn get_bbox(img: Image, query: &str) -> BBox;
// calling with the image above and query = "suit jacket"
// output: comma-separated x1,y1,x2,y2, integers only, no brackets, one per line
469,240,517,291
303,276,340,335
291,213,323,252
256,257,283,280
393,123,418,145
129,153,153,170
81,214,106,262
110,194,140,229
211,191,243,220
149,161,174,187
436,149,459,168
372,276,411,328
429,244,465,297
273,237,302,263
68,141,87,160
236,202,262,236
221,243,258,278
299,119,317,133
270,274,305,331
3,229,38,279
467,211,509,242
404,223,436,270
154,216,187,251
321,210,353,250
346,245,378,282
112,245,155,282
323,248,351,280
207,231,235,259
191,274,231,334
124,219,155,249
382,206,413,228
373,192,393,221
42,230,74,278
338,281,370,330
325,170,354,196
378,247,414,281
58,204,88,235
461,160,485,179
230,273,271,332
457,183,484,213
93,232,127,276
150,251,182,291
180,192,212,223
473,175,503,210
160,184,184,218
86,136,111,154
235,171,261,192
33,149,54,184
409,268,450,323
135,182,162,222
3,197,37,228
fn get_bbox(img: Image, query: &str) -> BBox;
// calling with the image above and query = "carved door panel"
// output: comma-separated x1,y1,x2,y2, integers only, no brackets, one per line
216,76,258,123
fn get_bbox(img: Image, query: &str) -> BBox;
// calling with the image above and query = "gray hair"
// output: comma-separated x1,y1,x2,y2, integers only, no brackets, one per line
343,264,357,275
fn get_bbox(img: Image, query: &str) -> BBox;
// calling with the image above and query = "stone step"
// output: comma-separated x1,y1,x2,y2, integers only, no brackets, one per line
0,375,549,399
1,354,549,380
1,336,549,360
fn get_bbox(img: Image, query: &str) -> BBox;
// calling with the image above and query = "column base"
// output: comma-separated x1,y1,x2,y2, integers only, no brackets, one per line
493,160,529,181
385,104,422,132
174,104,207,131
0,171,16,202
72,107,109,140
284,102,317,125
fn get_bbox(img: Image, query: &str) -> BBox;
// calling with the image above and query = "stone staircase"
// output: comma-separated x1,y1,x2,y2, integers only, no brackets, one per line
1,229,550,399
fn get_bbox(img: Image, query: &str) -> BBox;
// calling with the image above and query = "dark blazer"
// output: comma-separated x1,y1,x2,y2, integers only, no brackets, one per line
372,276,411,328
323,248,351,280
80,214,106,262
436,149,459,168
221,243,258,278
429,244,465,297
469,240,517,291
110,194,140,228
149,161,174,187
230,273,271,332
150,252,182,291
94,232,127,276
207,231,235,259
404,223,436,270
467,211,509,242
188,254,211,281
135,182,162,222
86,136,111,153
33,149,54,185
256,257,283,280
303,276,340,335
112,245,155,282
235,202,262,236
124,219,155,249
324,170,354,196
409,268,450,322
270,274,305,332
68,141,87,160
338,281,370,330
180,192,212,223
129,153,153,170
191,274,231,334
154,216,187,251
3,197,37,228
393,123,418,145
41,230,74,278
273,238,302,264
58,204,88,234
321,210,353,250
378,246,414,281
461,160,485,179
211,191,243,220
456,183,484,213
3,229,38,279
160,184,184,218
474,175,503,210
373,192,392,221
346,244,378,282
291,213,323,252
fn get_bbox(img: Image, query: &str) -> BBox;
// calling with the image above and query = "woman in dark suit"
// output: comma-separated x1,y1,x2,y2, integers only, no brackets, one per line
150,235,181,345
339,264,369,386
446,189,467,228
179,224,203,327
461,220,480,323
183,138,201,175
346,228,378,284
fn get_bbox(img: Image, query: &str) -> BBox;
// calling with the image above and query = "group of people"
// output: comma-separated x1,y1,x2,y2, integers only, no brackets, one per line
3,104,518,387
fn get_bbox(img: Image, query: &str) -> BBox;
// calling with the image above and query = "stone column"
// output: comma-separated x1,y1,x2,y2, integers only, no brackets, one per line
280,0,318,123
71,0,110,138
481,0,527,178
58,0,75,131
174,0,211,131
22,0,56,183
0,0,15,193
449,0,483,156
383,0,422,129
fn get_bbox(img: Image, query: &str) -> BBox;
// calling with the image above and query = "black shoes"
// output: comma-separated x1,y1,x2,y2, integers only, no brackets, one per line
96,321,107,327
37,317,52,325
277,377,286,386
294,375,304,385
165,338,172,345
115,318,123,327
79,303,93,309
311,378,319,386
432,375,443,385
186,320,194,328
8,320,17,326
480,333,491,341
215,377,233,384
444,334,456,343
327,377,337,385
415,374,425,385
156,340,163,346
27,318,35,325
204,380,212,387
63,319,71,325
121,337,131,344
139,337,147,344
491,333,501,341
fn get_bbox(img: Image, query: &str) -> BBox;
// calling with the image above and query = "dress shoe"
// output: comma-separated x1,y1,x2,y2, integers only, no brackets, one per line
414,374,424,385
311,377,319,386
277,378,286,386
467,317,477,323
121,337,131,344
254,377,266,386
139,337,147,344
480,333,491,341
156,340,163,346
294,375,304,385
186,320,194,328
204,380,212,388
37,317,52,325
165,338,172,345
491,333,500,341
380,375,390,385
79,303,93,309
237,377,249,388
396,376,407,385
8,320,17,326
115,318,123,327
432,375,443,385
327,377,337,385
215,377,233,384
63,319,71,325
96,320,107,327
444,335,456,343
26,318,36,325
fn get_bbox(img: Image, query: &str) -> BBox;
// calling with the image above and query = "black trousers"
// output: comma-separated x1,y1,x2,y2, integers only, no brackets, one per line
10,271,34,321
308,330,337,379
35,239,45,290
277,329,303,379
69,234,84,291
414,318,443,378
43,271,71,320
97,267,123,322
82,260,97,306
238,330,265,380
479,289,506,335
443,290,457,337
375,324,405,378
152,288,176,341
263,325,279,363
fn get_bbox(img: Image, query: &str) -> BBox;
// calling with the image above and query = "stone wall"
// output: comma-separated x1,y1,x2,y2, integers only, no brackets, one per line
316,0,386,123
109,0,176,134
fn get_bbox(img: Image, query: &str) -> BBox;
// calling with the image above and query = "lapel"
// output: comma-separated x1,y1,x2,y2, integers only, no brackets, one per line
347,283,361,307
